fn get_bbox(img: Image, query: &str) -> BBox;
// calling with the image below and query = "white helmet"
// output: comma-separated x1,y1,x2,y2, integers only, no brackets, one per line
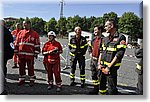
47,31,56,37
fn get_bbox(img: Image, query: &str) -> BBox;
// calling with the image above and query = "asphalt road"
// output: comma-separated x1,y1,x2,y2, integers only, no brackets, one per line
5,37,140,95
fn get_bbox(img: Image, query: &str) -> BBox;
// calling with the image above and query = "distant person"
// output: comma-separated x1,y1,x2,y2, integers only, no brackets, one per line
135,38,143,95
98,19,127,95
42,31,63,92
88,25,104,95
1,19,14,95
68,26,88,88
14,20,40,86
11,23,21,68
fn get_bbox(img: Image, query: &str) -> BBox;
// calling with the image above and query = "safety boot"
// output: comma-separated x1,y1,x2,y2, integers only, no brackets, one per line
81,81,85,88
18,80,25,86
70,80,75,86
29,80,35,87
89,85,99,95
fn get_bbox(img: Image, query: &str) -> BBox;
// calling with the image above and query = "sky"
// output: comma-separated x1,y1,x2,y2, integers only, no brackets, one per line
1,0,143,21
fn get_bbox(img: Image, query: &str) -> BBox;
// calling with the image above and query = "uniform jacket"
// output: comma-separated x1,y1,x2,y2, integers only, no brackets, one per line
11,29,21,41
68,35,88,57
3,25,14,60
101,32,126,67
14,29,40,60
42,40,62,64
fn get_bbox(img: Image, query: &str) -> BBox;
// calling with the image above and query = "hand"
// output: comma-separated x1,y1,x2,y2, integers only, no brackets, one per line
98,64,103,70
102,67,110,74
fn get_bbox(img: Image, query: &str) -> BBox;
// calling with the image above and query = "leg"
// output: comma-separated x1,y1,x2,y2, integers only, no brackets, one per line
107,68,118,95
47,63,53,90
27,59,35,86
18,58,26,85
70,57,77,85
78,55,85,88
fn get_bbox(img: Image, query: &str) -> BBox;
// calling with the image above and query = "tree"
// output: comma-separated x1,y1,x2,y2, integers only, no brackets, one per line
30,17,45,36
118,12,140,41
45,18,57,34
103,12,118,24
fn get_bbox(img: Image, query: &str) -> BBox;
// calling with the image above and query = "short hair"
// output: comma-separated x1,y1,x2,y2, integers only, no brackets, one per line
94,25,105,32
105,19,117,28
74,26,81,32
23,20,31,24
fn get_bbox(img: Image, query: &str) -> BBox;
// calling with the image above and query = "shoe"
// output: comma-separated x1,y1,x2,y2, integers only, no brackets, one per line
89,89,99,95
48,84,53,90
81,83,85,88
29,80,34,87
56,87,62,92
12,64,19,68
89,85,99,95
70,81,75,86
18,80,25,86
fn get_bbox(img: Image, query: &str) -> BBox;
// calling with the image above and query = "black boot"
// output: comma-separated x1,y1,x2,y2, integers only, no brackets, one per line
70,79,75,86
81,80,85,88
89,85,99,95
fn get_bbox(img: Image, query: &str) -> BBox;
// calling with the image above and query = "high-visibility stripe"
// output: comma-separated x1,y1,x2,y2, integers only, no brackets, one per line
69,73,75,78
100,61,121,67
34,45,40,47
136,63,142,70
93,80,99,85
69,52,75,56
18,52,34,56
80,74,85,77
117,44,127,49
68,43,77,48
99,89,107,93
80,78,86,80
80,43,88,49
35,50,40,54
19,42,34,46
103,47,117,51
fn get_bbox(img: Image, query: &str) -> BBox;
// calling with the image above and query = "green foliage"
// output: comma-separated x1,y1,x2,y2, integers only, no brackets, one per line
118,12,141,41
5,11,142,39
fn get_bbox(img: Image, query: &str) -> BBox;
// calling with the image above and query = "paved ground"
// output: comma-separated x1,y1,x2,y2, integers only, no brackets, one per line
5,37,140,95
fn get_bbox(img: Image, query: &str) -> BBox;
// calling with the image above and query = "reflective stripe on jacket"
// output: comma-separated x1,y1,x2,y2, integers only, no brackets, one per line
15,29,40,60
101,32,126,67
68,35,88,56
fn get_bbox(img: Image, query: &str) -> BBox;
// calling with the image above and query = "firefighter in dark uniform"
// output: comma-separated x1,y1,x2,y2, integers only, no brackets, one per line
68,26,88,88
88,25,104,94
135,39,143,95
98,19,127,95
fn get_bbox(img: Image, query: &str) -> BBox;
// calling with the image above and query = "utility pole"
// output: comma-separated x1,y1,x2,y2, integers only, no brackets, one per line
60,0,64,18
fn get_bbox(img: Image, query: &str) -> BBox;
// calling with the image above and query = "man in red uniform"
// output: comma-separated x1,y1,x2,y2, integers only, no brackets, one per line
14,20,40,86
42,31,63,92
11,23,21,68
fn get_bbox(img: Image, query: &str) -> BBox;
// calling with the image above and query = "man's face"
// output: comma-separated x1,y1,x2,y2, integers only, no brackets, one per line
75,27,81,36
48,35,54,41
94,27,100,36
23,21,30,29
104,21,113,33
16,24,21,30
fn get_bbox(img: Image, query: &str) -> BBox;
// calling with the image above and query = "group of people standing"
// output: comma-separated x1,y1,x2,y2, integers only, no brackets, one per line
1,18,143,95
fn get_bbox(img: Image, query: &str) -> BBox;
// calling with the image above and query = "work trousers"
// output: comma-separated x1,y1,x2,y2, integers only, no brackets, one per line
18,58,35,80
99,66,118,95
137,74,143,94
46,60,62,86
70,54,85,81
90,58,99,85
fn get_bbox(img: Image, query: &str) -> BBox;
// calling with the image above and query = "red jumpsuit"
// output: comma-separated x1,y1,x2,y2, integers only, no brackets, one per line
11,29,21,65
42,40,62,87
14,29,40,81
